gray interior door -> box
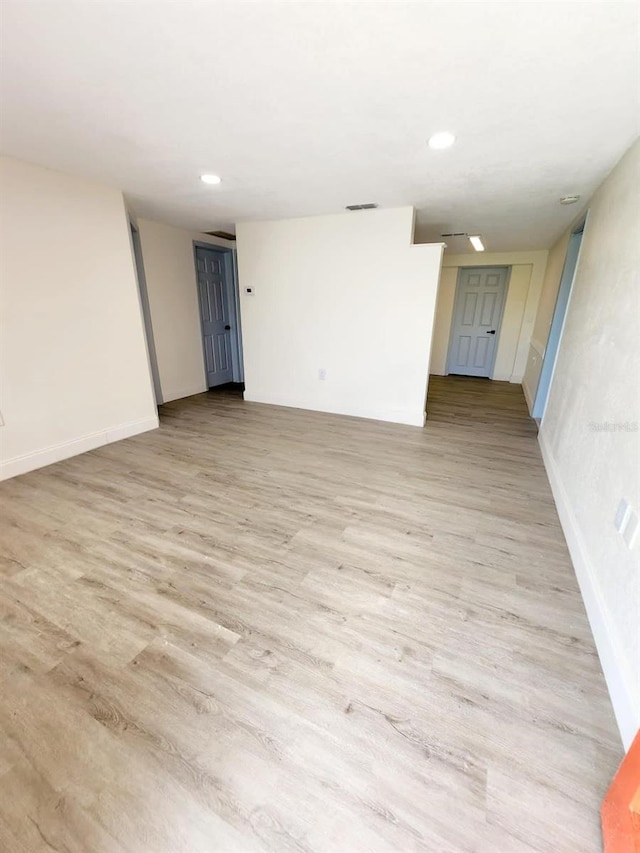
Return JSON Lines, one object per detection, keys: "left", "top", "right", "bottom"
{"left": 447, "top": 267, "right": 508, "bottom": 377}
{"left": 196, "top": 247, "right": 234, "bottom": 387}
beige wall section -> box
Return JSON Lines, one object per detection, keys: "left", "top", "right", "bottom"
{"left": 0, "top": 156, "right": 158, "bottom": 480}
{"left": 236, "top": 207, "right": 443, "bottom": 427}
{"left": 135, "top": 220, "right": 234, "bottom": 403}
{"left": 522, "top": 230, "right": 573, "bottom": 409}
{"left": 531, "top": 230, "right": 572, "bottom": 347}
{"left": 429, "top": 251, "right": 548, "bottom": 382}
{"left": 538, "top": 140, "right": 640, "bottom": 748}
{"left": 430, "top": 267, "right": 458, "bottom": 375}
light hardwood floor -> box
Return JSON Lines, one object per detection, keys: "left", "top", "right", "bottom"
{"left": 0, "top": 377, "right": 621, "bottom": 852}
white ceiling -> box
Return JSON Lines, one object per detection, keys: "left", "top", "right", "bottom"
{"left": 1, "top": 1, "right": 638, "bottom": 252}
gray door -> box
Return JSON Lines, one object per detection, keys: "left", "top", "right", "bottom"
{"left": 196, "top": 247, "right": 234, "bottom": 387}
{"left": 447, "top": 267, "right": 508, "bottom": 377}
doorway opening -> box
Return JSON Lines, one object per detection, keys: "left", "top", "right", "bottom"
{"left": 194, "top": 243, "right": 244, "bottom": 389}
{"left": 532, "top": 219, "right": 586, "bottom": 420}
{"left": 445, "top": 266, "right": 510, "bottom": 378}
{"left": 130, "top": 221, "right": 162, "bottom": 404}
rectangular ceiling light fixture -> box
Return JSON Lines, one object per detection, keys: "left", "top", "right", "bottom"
{"left": 469, "top": 235, "right": 485, "bottom": 252}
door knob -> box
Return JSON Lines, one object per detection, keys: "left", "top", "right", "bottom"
{"left": 224, "top": 324, "right": 231, "bottom": 330}
{"left": 486, "top": 330, "right": 496, "bottom": 335}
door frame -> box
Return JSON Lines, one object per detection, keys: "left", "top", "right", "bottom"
{"left": 129, "top": 219, "right": 162, "bottom": 404}
{"left": 532, "top": 214, "right": 587, "bottom": 421}
{"left": 445, "top": 265, "right": 511, "bottom": 378}
{"left": 193, "top": 242, "right": 244, "bottom": 386}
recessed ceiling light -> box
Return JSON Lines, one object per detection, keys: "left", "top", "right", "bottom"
{"left": 201, "top": 174, "right": 221, "bottom": 185}
{"left": 469, "top": 235, "right": 485, "bottom": 252}
{"left": 428, "top": 132, "right": 456, "bottom": 150}
{"left": 559, "top": 195, "right": 580, "bottom": 205}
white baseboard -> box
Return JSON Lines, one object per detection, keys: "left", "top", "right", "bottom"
{"left": 243, "top": 391, "right": 425, "bottom": 427}
{"left": 522, "top": 378, "right": 534, "bottom": 413}
{"left": 538, "top": 427, "right": 639, "bottom": 749}
{"left": 0, "top": 414, "right": 159, "bottom": 481}
{"left": 161, "top": 383, "right": 207, "bottom": 403}
{"left": 491, "top": 371, "right": 524, "bottom": 384}
{"left": 530, "top": 338, "right": 546, "bottom": 357}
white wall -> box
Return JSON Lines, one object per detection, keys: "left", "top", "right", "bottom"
{"left": 430, "top": 251, "right": 549, "bottom": 383}
{"left": 236, "top": 207, "right": 443, "bottom": 427}
{"left": 537, "top": 140, "right": 640, "bottom": 748}
{"left": 430, "top": 266, "right": 458, "bottom": 376}
{"left": 0, "top": 156, "right": 158, "bottom": 480}
{"left": 136, "top": 219, "right": 234, "bottom": 403}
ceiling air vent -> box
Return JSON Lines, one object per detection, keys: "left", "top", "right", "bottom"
{"left": 441, "top": 232, "right": 468, "bottom": 237}
{"left": 346, "top": 203, "right": 379, "bottom": 211}
{"left": 205, "top": 230, "right": 236, "bottom": 240}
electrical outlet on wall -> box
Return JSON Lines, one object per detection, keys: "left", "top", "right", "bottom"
{"left": 318, "top": 368, "right": 327, "bottom": 380}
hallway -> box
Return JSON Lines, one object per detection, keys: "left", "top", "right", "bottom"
{"left": 0, "top": 378, "right": 620, "bottom": 852}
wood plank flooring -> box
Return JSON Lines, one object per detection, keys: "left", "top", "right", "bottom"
{"left": 0, "top": 376, "right": 621, "bottom": 852}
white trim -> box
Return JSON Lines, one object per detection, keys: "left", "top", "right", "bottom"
{"left": 522, "top": 375, "right": 534, "bottom": 412}
{"left": 538, "top": 427, "right": 639, "bottom": 749}
{"left": 529, "top": 337, "right": 546, "bottom": 357}
{"left": 160, "top": 383, "right": 207, "bottom": 403}
{"left": 0, "top": 415, "right": 159, "bottom": 481}
{"left": 442, "top": 249, "right": 549, "bottom": 269}
{"left": 105, "top": 417, "right": 159, "bottom": 442}
{"left": 492, "top": 371, "right": 512, "bottom": 382}
{"left": 243, "top": 392, "right": 426, "bottom": 427}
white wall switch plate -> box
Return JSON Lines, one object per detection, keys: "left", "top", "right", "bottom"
{"left": 622, "top": 509, "right": 639, "bottom": 550}
{"left": 615, "top": 498, "right": 631, "bottom": 532}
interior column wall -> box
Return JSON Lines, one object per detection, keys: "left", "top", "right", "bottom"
{"left": 236, "top": 207, "right": 443, "bottom": 427}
